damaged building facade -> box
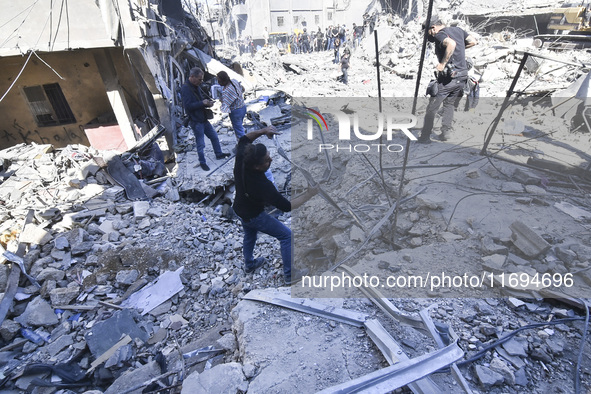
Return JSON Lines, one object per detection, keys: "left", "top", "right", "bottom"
{"left": 0, "top": 0, "right": 217, "bottom": 153}
{"left": 214, "top": 0, "right": 382, "bottom": 44}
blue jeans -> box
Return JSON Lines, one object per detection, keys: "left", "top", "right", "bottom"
{"left": 341, "top": 68, "right": 348, "bottom": 84}
{"left": 334, "top": 48, "right": 340, "bottom": 64}
{"left": 190, "top": 120, "right": 223, "bottom": 164}
{"left": 229, "top": 106, "right": 246, "bottom": 139}
{"left": 241, "top": 211, "right": 291, "bottom": 280}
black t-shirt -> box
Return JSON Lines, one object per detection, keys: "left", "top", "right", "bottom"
{"left": 233, "top": 136, "right": 290, "bottom": 220}
{"left": 433, "top": 26, "right": 469, "bottom": 74}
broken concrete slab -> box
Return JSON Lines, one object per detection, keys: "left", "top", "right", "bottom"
{"left": 20, "top": 224, "right": 52, "bottom": 246}
{"left": 509, "top": 221, "right": 551, "bottom": 258}
{"left": 475, "top": 364, "right": 504, "bottom": 388}
{"left": 104, "top": 360, "right": 161, "bottom": 394}
{"left": 120, "top": 267, "right": 184, "bottom": 315}
{"left": 181, "top": 362, "right": 247, "bottom": 394}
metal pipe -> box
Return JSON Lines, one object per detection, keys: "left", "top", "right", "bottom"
{"left": 480, "top": 53, "right": 529, "bottom": 155}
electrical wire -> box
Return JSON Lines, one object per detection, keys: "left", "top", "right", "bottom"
{"left": 65, "top": 0, "right": 69, "bottom": 48}
{"left": 50, "top": 0, "right": 66, "bottom": 51}
{"left": 455, "top": 317, "right": 586, "bottom": 367}
{"left": 32, "top": 51, "right": 65, "bottom": 79}
{"left": 0, "top": 0, "right": 42, "bottom": 47}
{"left": 0, "top": 51, "right": 34, "bottom": 103}
{"left": 49, "top": 0, "right": 53, "bottom": 49}
{"left": 0, "top": 48, "right": 65, "bottom": 104}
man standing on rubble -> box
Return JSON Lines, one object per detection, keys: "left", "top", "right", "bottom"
{"left": 417, "top": 16, "right": 478, "bottom": 143}
{"left": 181, "top": 67, "right": 231, "bottom": 171}
{"left": 233, "top": 126, "right": 317, "bottom": 285}
{"left": 340, "top": 48, "right": 350, "bottom": 85}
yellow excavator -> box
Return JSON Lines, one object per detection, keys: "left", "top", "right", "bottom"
{"left": 534, "top": 1, "right": 591, "bottom": 48}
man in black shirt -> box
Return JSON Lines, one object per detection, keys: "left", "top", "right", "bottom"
{"left": 233, "top": 126, "right": 317, "bottom": 285}
{"left": 418, "top": 16, "right": 477, "bottom": 143}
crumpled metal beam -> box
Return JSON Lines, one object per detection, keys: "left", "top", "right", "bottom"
{"left": 316, "top": 341, "right": 464, "bottom": 394}
{"left": 419, "top": 309, "right": 472, "bottom": 394}
{"left": 243, "top": 288, "right": 368, "bottom": 327}
{"left": 244, "top": 288, "right": 455, "bottom": 394}
{"left": 365, "top": 319, "right": 443, "bottom": 394}
{"left": 338, "top": 265, "right": 431, "bottom": 336}
{"left": 338, "top": 265, "right": 470, "bottom": 393}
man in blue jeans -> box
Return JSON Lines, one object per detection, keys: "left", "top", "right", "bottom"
{"left": 181, "top": 67, "right": 230, "bottom": 171}
{"left": 233, "top": 126, "right": 317, "bottom": 285}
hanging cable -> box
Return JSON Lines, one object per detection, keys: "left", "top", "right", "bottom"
{"left": 1, "top": 0, "right": 42, "bottom": 47}
{"left": 65, "top": 0, "right": 70, "bottom": 49}
{"left": 49, "top": 0, "right": 53, "bottom": 49}
{"left": 50, "top": 0, "right": 66, "bottom": 51}
{"left": 32, "top": 51, "right": 65, "bottom": 80}
{"left": 0, "top": 51, "right": 33, "bottom": 103}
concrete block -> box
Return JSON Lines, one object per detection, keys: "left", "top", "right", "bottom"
{"left": 20, "top": 224, "right": 52, "bottom": 245}
{"left": 509, "top": 221, "right": 550, "bottom": 258}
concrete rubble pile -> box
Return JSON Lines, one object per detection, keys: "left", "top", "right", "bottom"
{"left": 0, "top": 99, "right": 296, "bottom": 392}
{"left": 230, "top": 10, "right": 591, "bottom": 100}
{"left": 2, "top": 4, "right": 591, "bottom": 394}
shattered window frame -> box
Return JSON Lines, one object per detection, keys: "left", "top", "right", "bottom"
{"left": 277, "top": 16, "right": 284, "bottom": 27}
{"left": 22, "top": 83, "right": 76, "bottom": 127}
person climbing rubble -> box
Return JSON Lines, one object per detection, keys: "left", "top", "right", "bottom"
{"left": 417, "top": 15, "right": 478, "bottom": 144}
{"left": 333, "top": 36, "right": 341, "bottom": 64}
{"left": 352, "top": 23, "right": 363, "bottom": 48}
{"left": 181, "top": 67, "right": 231, "bottom": 171}
{"left": 339, "top": 48, "right": 351, "bottom": 85}
{"left": 233, "top": 126, "right": 317, "bottom": 285}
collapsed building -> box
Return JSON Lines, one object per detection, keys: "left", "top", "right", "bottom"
{"left": 1, "top": 0, "right": 591, "bottom": 393}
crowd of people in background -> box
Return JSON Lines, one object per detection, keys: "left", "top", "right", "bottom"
{"left": 238, "top": 12, "right": 378, "bottom": 56}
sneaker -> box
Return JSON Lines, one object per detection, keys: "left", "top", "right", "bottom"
{"left": 216, "top": 152, "right": 231, "bottom": 159}
{"left": 285, "top": 268, "right": 310, "bottom": 286}
{"left": 416, "top": 137, "right": 431, "bottom": 144}
{"left": 200, "top": 163, "right": 210, "bottom": 171}
{"left": 245, "top": 257, "right": 265, "bottom": 273}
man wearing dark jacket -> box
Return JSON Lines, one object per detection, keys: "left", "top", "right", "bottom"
{"left": 418, "top": 16, "right": 477, "bottom": 143}
{"left": 234, "top": 126, "right": 316, "bottom": 285}
{"left": 181, "top": 67, "right": 230, "bottom": 171}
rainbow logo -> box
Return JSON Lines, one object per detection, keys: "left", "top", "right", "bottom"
{"left": 305, "top": 107, "right": 329, "bottom": 131}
